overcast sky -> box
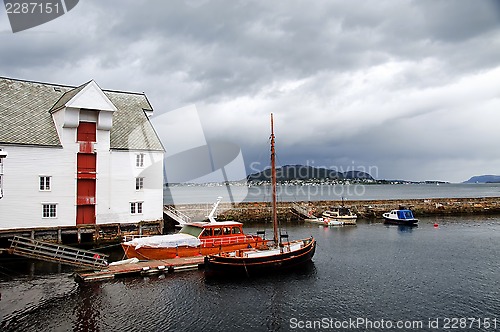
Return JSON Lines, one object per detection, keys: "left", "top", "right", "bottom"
{"left": 1, "top": 0, "right": 500, "bottom": 182}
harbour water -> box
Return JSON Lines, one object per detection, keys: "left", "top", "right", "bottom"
{"left": 164, "top": 183, "right": 500, "bottom": 204}
{"left": 1, "top": 216, "right": 499, "bottom": 331}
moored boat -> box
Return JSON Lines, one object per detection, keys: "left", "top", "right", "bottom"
{"left": 306, "top": 200, "right": 357, "bottom": 226}
{"left": 383, "top": 209, "right": 419, "bottom": 226}
{"left": 204, "top": 237, "right": 316, "bottom": 276}
{"left": 121, "top": 198, "right": 265, "bottom": 260}
{"left": 205, "top": 114, "right": 316, "bottom": 277}
{"left": 306, "top": 216, "right": 344, "bottom": 226}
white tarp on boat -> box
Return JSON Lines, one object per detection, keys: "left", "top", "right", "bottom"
{"left": 124, "top": 234, "right": 201, "bottom": 249}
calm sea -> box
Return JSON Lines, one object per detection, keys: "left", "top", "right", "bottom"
{"left": 1, "top": 216, "right": 499, "bottom": 331}
{"left": 164, "top": 183, "right": 500, "bottom": 204}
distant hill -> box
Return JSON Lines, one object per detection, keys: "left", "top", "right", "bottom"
{"left": 247, "top": 165, "right": 374, "bottom": 182}
{"left": 343, "top": 170, "right": 374, "bottom": 180}
{"left": 463, "top": 175, "right": 500, "bottom": 184}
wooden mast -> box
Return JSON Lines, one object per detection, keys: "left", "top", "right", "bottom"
{"left": 271, "top": 113, "right": 279, "bottom": 246}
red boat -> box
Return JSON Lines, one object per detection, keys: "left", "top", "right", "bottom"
{"left": 122, "top": 220, "right": 265, "bottom": 260}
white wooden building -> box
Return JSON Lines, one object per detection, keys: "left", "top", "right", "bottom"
{"left": 0, "top": 77, "right": 165, "bottom": 231}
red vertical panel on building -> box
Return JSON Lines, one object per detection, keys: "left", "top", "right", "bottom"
{"left": 77, "top": 179, "right": 96, "bottom": 200}
{"left": 77, "top": 154, "right": 96, "bottom": 173}
{"left": 76, "top": 122, "right": 97, "bottom": 225}
{"left": 76, "top": 179, "right": 96, "bottom": 224}
{"left": 76, "top": 205, "right": 95, "bottom": 225}
{"left": 77, "top": 122, "right": 96, "bottom": 142}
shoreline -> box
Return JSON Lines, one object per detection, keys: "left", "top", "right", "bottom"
{"left": 1, "top": 197, "right": 498, "bottom": 248}
{"left": 170, "top": 196, "right": 500, "bottom": 223}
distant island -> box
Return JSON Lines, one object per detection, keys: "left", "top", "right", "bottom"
{"left": 463, "top": 175, "right": 500, "bottom": 184}
{"left": 164, "top": 164, "right": 475, "bottom": 187}
{"left": 247, "top": 165, "right": 374, "bottom": 183}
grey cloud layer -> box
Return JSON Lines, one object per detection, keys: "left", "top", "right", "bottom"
{"left": 1, "top": 0, "right": 499, "bottom": 181}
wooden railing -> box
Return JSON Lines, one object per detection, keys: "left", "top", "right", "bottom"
{"left": 9, "top": 236, "right": 108, "bottom": 269}
{"left": 201, "top": 234, "right": 266, "bottom": 246}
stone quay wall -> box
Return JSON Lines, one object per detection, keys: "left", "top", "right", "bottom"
{"left": 170, "top": 197, "right": 500, "bottom": 224}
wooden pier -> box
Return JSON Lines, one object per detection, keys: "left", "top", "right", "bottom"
{"left": 74, "top": 256, "right": 205, "bottom": 283}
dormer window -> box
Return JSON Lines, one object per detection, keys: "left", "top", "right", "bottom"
{"left": 136, "top": 153, "right": 145, "bottom": 168}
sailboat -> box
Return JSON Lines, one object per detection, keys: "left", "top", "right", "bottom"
{"left": 204, "top": 114, "right": 316, "bottom": 277}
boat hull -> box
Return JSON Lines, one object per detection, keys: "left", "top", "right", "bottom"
{"left": 306, "top": 217, "right": 357, "bottom": 226}
{"left": 204, "top": 238, "right": 316, "bottom": 277}
{"left": 122, "top": 239, "right": 267, "bottom": 260}
{"left": 383, "top": 217, "right": 419, "bottom": 226}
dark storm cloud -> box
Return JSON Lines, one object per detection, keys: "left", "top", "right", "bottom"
{"left": 1, "top": 0, "right": 499, "bottom": 182}
{"left": 418, "top": 0, "right": 500, "bottom": 42}
{"left": 119, "top": 0, "right": 500, "bottom": 104}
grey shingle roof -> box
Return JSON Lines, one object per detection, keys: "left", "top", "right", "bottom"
{"left": 49, "top": 81, "right": 91, "bottom": 113}
{"left": 0, "top": 78, "right": 63, "bottom": 147}
{"left": 0, "top": 77, "right": 164, "bottom": 151}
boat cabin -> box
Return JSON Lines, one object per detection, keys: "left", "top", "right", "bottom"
{"left": 323, "top": 206, "right": 355, "bottom": 217}
{"left": 179, "top": 221, "right": 245, "bottom": 239}
{"left": 389, "top": 210, "right": 415, "bottom": 220}
{"left": 331, "top": 206, "right": 353, "bottom": 216}
{"left": 178, "top": 221, "right": 258, "bottom": 248}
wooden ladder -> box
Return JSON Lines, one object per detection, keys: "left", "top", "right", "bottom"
{"left": 9, "top": 236, "right": 108, "bottom": 269}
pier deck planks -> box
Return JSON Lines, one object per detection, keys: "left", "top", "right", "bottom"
{"left": 74, "top": 256, "right": 205, "bottom": 282}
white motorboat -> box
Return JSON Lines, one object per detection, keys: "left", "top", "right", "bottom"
{"left": 383, "top": 209, "right": 419, "bottom": 226}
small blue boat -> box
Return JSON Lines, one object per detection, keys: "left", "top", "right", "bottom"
{"left": 383, "top": 209, "right": 419, "bottom": 226}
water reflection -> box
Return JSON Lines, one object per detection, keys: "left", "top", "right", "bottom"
{"left": 204, "top": 260, "right": 317, "bottom": 283}
{"left": 0, "top": 258, "right": 69, "bottom": 281}
{"left": 73, "top": 284, "right": 102, "bottom": 332}
{"left": 382, "top": 224, "right": 417, "bottom": 234}
{"left": 204, "top": 260, "right": 317, "bottom": 332}
{"left": 266, "top": 281, "right": 284, "bottom": 332}
{"left": 397, "top": 225, "right": 416, "bottom": 233}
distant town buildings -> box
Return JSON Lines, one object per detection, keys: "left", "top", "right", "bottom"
{"left": 0, "top": 77, "right": 165, "bottom": 231}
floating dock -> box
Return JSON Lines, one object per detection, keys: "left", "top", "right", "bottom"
{"left": 74, "top": 256, "right": 205, "bottom": 283}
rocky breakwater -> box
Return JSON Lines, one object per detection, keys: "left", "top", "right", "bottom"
{"left": 313, "top": 197, "right": 500, "bottom": 219}
{"left": 167, "top": 197, "right": 500, "bottom": 224}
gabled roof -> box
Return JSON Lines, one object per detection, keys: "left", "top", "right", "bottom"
{"left": 49, "top": 81, "right": 91, "bottom": 113}
{"left": 0, "top": 77, "right": 164, "bottom": 151}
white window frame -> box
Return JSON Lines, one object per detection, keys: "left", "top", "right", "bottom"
{"left": 39, "top": 176, "right": 51, "bottom": 191}
{"left": 42, "top": 203, "right": 58, "bottom": 218}
{"left": 136, "top": 153, "right": 145, "bottom": 168}
{"left": 130, "top": 201, "right": 143, "bottom": 215}
{"left": 135, "top": 177, "right": 144, "bottom": 191}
